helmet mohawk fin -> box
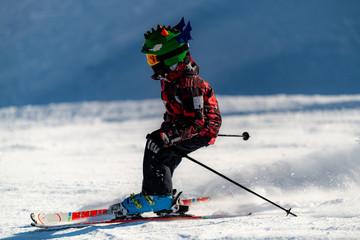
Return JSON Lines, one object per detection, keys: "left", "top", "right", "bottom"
{"left": 161, "top": 27, "right": 169, "bottom": 36}
{"left": 175, "top": 21, "right": 192, "bottom": 44}
{"left": 143, "top": 18, "right": 190, "bottom": 40}
{"left": 145, "top": 25, "right": 173, "bottom": 39}
{"left": 173, "top": 17, "right": 186, "bottom": 32}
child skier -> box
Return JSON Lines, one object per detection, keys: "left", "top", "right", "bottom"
{"left": 109, "top": 18, "right": 222, "bottom": 218}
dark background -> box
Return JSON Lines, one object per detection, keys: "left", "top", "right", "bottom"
{"left": 1, "top": 0, "right": 359, "bottom": 107}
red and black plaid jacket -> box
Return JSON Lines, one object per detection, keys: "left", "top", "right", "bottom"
{"left": 152, "top": 52, "right": 222, "bottom": 145}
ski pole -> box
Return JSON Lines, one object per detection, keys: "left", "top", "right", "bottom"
{"left": 218, "top": 131, "right": 250, "bottom": 141}
{"left": 184, "top": 154, "right": 297, "bottom": 217}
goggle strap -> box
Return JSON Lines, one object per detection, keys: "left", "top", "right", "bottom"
{"left": 156, "top": 43, "right": 189, "bottom": 62}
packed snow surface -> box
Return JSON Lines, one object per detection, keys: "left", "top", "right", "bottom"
{"left": 1, "top": 94, "right": 360, "bottom": 239}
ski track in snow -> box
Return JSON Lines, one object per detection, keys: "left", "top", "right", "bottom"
{"left": 1, "top": 94, "right": 360, "bottom": 239}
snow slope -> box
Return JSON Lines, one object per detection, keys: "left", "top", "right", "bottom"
{"left": 1, "top": 94, "right": 360, "bottom": 239}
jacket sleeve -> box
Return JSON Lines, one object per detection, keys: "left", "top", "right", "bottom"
{"left": 180, "top": 77, "right": 222, "bottom": 143}
{"left": 160, "top": 77, "right": 221, "bottom": 144}
{"left": 160, "top": 91, "right": 202, "bottom": 140}
{"left": 176, "top": 82, "right": 207, "bottom": 141}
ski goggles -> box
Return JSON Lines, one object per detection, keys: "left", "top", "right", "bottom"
{"left": 144, "top": 43, "right": 190, "bottom": 66}
{"left": 146, "top": 54, "right": 160, "bottom": 66}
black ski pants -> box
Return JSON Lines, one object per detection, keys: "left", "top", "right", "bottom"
{"left": 142, "top": 134, "right": 211, "bottom": 195}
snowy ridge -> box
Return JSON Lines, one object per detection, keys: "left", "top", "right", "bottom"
{"left": 1, "top": 94, "right": 360, "bottom": 123}
{"left": 218, "top": 94, "right": 360, "bottom": 114}
{"left": 0, "top": 99, "right": 162, "bottom": 124}
{"left": 1, "top": 94, "right": 360, "bottom": 239}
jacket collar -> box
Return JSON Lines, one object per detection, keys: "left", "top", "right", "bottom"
{"left": 151, "top": 51, "right": 199, "bottom": 82}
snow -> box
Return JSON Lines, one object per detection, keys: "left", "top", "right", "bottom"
{"left": 1, "top": 94, "right": 360, "bottom": 239}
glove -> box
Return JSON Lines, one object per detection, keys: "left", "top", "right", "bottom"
{"left": 146, "top": 130, "right": 169, "bottom": 154}
{"left": 146, "top": 127, "right": 181, "bottom": 154}
{"left": 160, "top": 122, "right": 181, "bottom": 145}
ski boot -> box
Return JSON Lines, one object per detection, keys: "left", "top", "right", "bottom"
{"left": 155, "top": 190, "right": 190, "bottom": 217}
{"left": 108, "top": 193, "right": 173, "bottom": 219}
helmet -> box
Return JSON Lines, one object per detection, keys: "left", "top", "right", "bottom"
{"left": 141, "top": 17, "right": 192, "bottom": 67}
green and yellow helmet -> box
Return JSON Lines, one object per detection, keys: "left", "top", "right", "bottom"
{"left": 141, "top": 17, "right": 192, "bottom": 67}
